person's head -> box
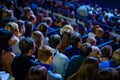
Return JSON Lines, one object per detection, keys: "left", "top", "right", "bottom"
{"left": 86, "top": 37, "right": 96, "bottom": 46}
{"left": 31, "top": 31, "right": 44, "bottom": 48}
{"left": 70, "top": 32, "right": 82, "bottom": 48}
{"left": 27, "top": 65, "right": 48, "bottom": 80}
{"left": 93, "top": 68, "right": 119, "bottom": 80}
{"left": 95, "top": 27, "right": 104, "bottom": 37}
{"left": 67, "top": 57, "right": 99, "bottom": 80}
{"left": 36, "top": 13, "right": 44, "bottom": 23}
{"left": 19, "top": 37, "right": 35, "bottom": 55}
{"left": 29, "top": 14, "right": 36, "bottom": 25}
{"left": 37, "top": 22, "right": 48, "bottom": 37}
{"left": 2, "top": 9, "right": 14, "bottom": 20}
{"left": 44, "top": 17, "right": 53, "bottom": 27}
{"left": 71, "top": 23, "right": 78, "bottom": 32}
{"left": 24, "top": 21, "right": 33, "bottom": 37}
{"left": 60, "top": 24, "right": 74, "bottom": 36}
{"left": 80, "top": 43, "right": 92, "bottom": 56}
{"left": 49, "top": 34, "right": 61, "bottom": 49}
{"left": 112, "top": 49, "right": 120, "bottom": 65}
{"left": 100, "top": 45, "right": 112, "bottom": 58}
{"left": 16, "top": 20, "right": 26, "bottom": 36}
{"left": 38, "top": 45, "right": 53, "bottom": 64}
{"left": 91, "top": 46, "right": 101, "bottom": 59}
{"left": 0, "top": 28, "right": 13, "bottom": 54}
{"left": 5, "top": 22, "right": 19, "bottom": 36}
{"left": 23, "top": 7, "right": 33, "bottom": 19}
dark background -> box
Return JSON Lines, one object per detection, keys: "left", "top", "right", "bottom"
{"left": 85, "top": 0, "right": 120, "bottom": 10}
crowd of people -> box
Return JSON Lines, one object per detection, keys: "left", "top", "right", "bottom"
{"left": 0, "top": 0, "right": 120, "bottom": 80}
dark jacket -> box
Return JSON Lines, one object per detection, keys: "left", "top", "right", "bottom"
{"left": 12, "top": 54, "right": 39, "bottom": 80}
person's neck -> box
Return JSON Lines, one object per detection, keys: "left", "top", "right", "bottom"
{"left": 40, "top": 61, "right": 50, "bottom": 65}
{"left": 100, "top": 57, "right": 109, "bottom": 62}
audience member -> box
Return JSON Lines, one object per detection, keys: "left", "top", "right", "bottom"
{"left": 49, "top": 34, "right": 69, "bottom": 78}
{"left": 26, "top": 65, "right": 48, "bottom": 80}
{"left": 67, "top": 57, "right": 99, "bottom": 80}
{"left": 31, "top": 31, "right": 44, "bottom": 58}
{"left": 12, "top": 37, "right": 39, "bottom": 80}
{"left": 64, "top": 43, "right": 92, "bottom": 80}
{"left": 0, "top": 28, "right": 16, "bottom": 75}
{"left": 4, "top": 22, "right": 21, "bottom": 55}
{"left": 37, "top": 45, "right": 62, "bottom": 80}
{"left": 64, "top": 32, "right": 82, "bottom": 59}
{"left": 37, "top": 22, "right": 49, "bottom": 45}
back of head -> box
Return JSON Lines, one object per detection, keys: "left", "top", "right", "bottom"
{"left": 80, "top": 43, "right": 92, "bottom": 56}
{"left": 5, "top": 22, "right": 19, "bottom": 35}
{"left": 38, "top": 45, "right": 53, "bottom": 63}
{"left": 101, "top": 45, "right": 112, "bottom": 58}
{"left": 37, "top": 22, "right": 48, "bottom": 36}
{"left": 31, "top": 31, "right": 44, "bottom": 48}
{"left": 68, "top": 57, "right": 98, "bottom": 80}
{"left": 27, "top": 65, "right": 48, "bottom": 80}
{"left": 86, "top": 37, "right": 96, "bottom": 46}
{"left": 70, "top": 32, "right": 82, "bottom": 47}
{"left": 91, "top": 46, "right": 101, "bottom": 58}
{"left": 49, "top": 34, "right": 61, "bottom": 48}
{"left": 44, "top": 17, "right": 53, "bottom": 26}
{"left": 93, "top": 68, "right": 119, "bottom": 80}
{"left": 60, "top": 24, "right": 74, "bottom": 36}
{"left": 19, "top": 37, "right": 35, "bottom": 54}
{"left": 112, "top": 49, "right": 120, "bottom": 65}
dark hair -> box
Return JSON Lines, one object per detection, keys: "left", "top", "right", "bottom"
{"left": 37, "top": 22, "right": 48, "bottom": 37}
{"left": 70, "top": 32, "right": 81, "bottom": 47}
{"left": 38, "top": 45, "right": 53, "bottom": 62}
{"left": 49, "top": 34, "right": 61, "bottom": 48}
{"left": 93, "top": 68, "right": 119, "bottom": 80}
{"left": 100, "top": 45, "right": 112, "bottom": 58}
{"left": 67, "top": 57, "right": 98, "bottom": 80}
{"left": 27, "top": 65, "right": 48, "bottom": 80}
{"left": 19, "top": 37, "right": 35, "bottom": 54}
{"left": 80, "top": 43, "right": 92, "bottom": 56}
{"left": 0, "top": 28, "right": 13, "bottom": 54}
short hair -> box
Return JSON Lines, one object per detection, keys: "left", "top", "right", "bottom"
{"left": 100, "top": 45, "right": 112, "bottom": 58}
{"left": 31, "top": 31, "right": 44, "bottom": 47}
{"left": 112, "top": 49, "right": 120, "bottom": 65}
{"left": 80, "top": 43, "right": 92, "bottom": 56}
{"left": 70, "top": 32, "right": 82, "bottom": 47}
{"left": 95, "top": 27, "right": 104, "bottom": 35}
{"left": 37, "top": 22, "right": 48, "bottom": 35}
{"left": 49, "top": 34, "right": 61, "bottom": 48}
{"left": 27, "top": 65, "right": 47, "bottom": 80}
{"left": 86, "top": 37, "right": 96, "bottom": 46}
{"left": 44, "top": 17, "right": 53, "bottom": 25}
{"left": 91, "top": 46, "right": 101, "bottom": 58}
{"left": 38, "top": 45, "right": 53, "bottom": 62}
{"left": 19, "top": 37, "right": 35, "bottom": 54}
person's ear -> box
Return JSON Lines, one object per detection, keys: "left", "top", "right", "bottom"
{"left": 49, "top": 56, "right": 53, "bottom": 64}
{"left": 28, "top": 49, "right": 34, "bottom": 56}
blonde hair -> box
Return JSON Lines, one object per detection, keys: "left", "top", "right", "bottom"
{"left": 91, "top": 46, "right": 101, "bottom": 58}
{"left": 112, "top": 49, "right": 120, "bottom": 65}
{"left": 5, "top": 22, "right": 19, "bottom": 36}
{"left": 60, "top": 25, "right": 74, "bottom": 35}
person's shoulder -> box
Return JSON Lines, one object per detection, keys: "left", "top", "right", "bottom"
{"left": 48, "top": 70, "right": 62, "bottom": 80}
{"left": 70, "top": 55, "right": 81, "bottom": 60}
